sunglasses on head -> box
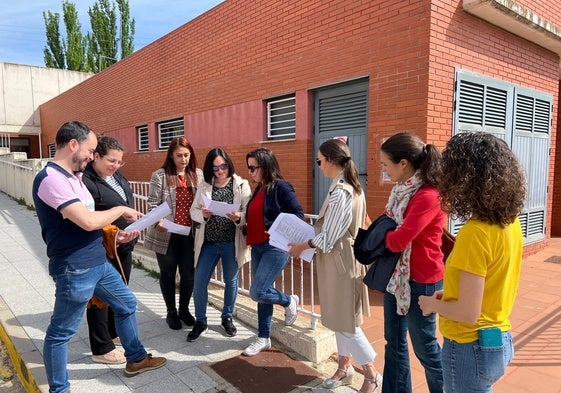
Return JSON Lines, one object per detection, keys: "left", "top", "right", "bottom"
{"left": 212, "top": 163, "right": 228, "bottom": 172}
{"left": 247, "top": 165, "right": 261, "bottom": 173}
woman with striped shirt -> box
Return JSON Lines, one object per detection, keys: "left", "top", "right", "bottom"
{"left": 289, "top": 139, "right": 382, "bottom": 393}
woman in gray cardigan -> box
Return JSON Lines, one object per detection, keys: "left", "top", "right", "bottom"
{"left": 144, "top": 137, "right": 203, "bottom": 330}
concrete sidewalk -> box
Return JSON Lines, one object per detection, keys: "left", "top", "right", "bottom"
{"left": 0, "top": 192, "right": 348, "bottom": 393}
{"left": 2, "top": 188, "right": 561, "bottom": 393}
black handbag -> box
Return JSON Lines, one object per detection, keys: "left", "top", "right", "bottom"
{"left": 353, "top": 214, "right": 401, "bottom": 292}
{"left": 362, "top": 252, "right": 400, "bottom": 292}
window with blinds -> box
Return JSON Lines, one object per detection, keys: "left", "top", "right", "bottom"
{"left": 137, "top": 125, "right": 149, "bottom": 151}
{"left": 48, "top": 144, "right": 56, "bottom": 158}
{"left": 157, "top": 118, "right": 184, "bottom": 149}
{"left": 267, "top": 95, "right": 296, "bottom": 140}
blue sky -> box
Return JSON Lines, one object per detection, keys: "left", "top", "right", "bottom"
{"left": 0, "top": 0, "right": 224, "bottom": 67}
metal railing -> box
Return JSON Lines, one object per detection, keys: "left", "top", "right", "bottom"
{"left": 129, "top": 181, "right": 321, "bottom": 329}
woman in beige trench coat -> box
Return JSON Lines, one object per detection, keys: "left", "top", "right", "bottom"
{"left": 289, "top": 139, "right": 382, "bottom": 393}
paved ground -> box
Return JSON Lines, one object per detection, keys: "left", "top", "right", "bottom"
{"left": 0, "top": 192, "right": 350, "bottom": 393}
{"left": 2, "top": 189, "right": 561, "bottom": 393}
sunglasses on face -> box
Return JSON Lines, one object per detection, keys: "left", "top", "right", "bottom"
{"left": 247, "top": 165, "right": 261, "bottom": 173}
{"left": 213, "top": 163, "right": 228, "bottom": 172}
{"left": 316, "top": 158, "right": 322, "bottom": 166}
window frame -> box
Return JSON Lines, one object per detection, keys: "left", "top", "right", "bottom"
{"left": 267, "top": 94, "right": 296, "bottom": 140}
{"left": 137, "top": 125, "right": 149, "bottom": 152}
{"left": 157, "top": 118, "right": 184, "bottom": 150}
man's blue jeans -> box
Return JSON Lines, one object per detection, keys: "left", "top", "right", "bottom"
{"left": 193, "top": 241, "right": 238, "bottom": 324}
{"left": 442, "top": 332, "right": 513, "bottom": 393}
{"left": 382, "top": 280, "right": 444, "bottom": 393}
{"left": 44, "top": 261, "right": 146, "bottom": 393}
{"left": 249, "top": 241, "right": 291, "bottom": 338}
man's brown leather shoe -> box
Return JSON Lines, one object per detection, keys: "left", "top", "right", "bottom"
{"left": 124, "top": 353, "right": 166, "bottom": 376}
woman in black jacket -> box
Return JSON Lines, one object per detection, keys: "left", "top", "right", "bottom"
{"left": 82, "top": 135, "right": 137, "bottom": 364}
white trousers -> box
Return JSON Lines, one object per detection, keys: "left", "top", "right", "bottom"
{"left": 335, "top": 326, "right": 376, "bottom": 366}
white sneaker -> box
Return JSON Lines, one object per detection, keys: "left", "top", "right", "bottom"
{"left": 284, "top": 294, "right": 299, "bottom": 326}
{"left": 242, "top": 337, "right": 271, "bottom": 357}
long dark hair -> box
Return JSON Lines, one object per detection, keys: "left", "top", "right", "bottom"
{"left": 202, "top": 147, "right": 235, "bottom": 183}
{"left": 381, "top": 132, "right": 442, "bottom": 186}
{"left": 246, "top": 147, "right": 283, "bottom": 192}
{"left": 319, "top": 139, "right": 362, "bottom": 195}
{"left": 161, "top": 137, "right": 198, "bottom": 187}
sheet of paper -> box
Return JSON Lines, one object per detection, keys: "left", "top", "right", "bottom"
{"left": 202, "top": 194, "right": 241, "bottom": 218}
{"left": 162, "top": 218, "right": 191, "bottom": 236}
{"left": 268, "top": 213, "right": 315, "bottom": 262}
{"left": 124, "top": 202, "right": 171, "bottom": 232}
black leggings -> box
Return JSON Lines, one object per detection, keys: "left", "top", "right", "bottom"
{"left": 156, "top": 233, "right": 195, "bottom": 313}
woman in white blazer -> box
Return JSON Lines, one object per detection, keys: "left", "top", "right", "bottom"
{"left": 187, "top": 147, "right": 251, "bottom": 342}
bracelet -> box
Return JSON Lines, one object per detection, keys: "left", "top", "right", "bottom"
{"left": 307, "top": 239, "right": 315, "bottom": 248}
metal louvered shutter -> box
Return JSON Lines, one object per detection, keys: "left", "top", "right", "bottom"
{"left": 453, "top": 69, "right": 551, "bottom": 243}
{"left": 313, "top": 79, "right": 369, "bottom": 212}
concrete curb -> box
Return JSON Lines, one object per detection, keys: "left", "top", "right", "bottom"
{"left": 0, "top": 297, "right": 46, "bottom": 393}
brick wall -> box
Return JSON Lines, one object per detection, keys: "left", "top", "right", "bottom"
{"left": 39, "top": 0, "right": 560, "bottom": 233}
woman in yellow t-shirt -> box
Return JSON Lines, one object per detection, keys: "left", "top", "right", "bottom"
{"left": 419, "top": 132, "right": 526, "bottom": 393}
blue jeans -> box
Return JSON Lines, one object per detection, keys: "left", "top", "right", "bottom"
{"left": 383, "top": 280, "right": 444, "bottom": 393}
{"left": 44, "top": 261, "right": 146, "bottom": 393}
{"left": 443, "top": 332, "right": 513, "bottom": 393}
{"left": 193, "top": 241, "right": 238, "bottom": 324}
{"left": 249, "top": 241, "right": 291, "bottom": 338}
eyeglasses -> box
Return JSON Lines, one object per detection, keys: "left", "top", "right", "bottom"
{"left": 213, "top": 163, "right": 228, "bottom": 172}
{"left": 104, "top": 157, "right": 125, "bottom": 167}
{"left": 247, "top": 165, "right": 261, "bottom": 173}
{"left": 316, "top": 158, "right": 322, "bottom": 167}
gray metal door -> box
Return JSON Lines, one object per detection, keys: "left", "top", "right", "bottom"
{"left": 313, "top": 79, "right": 369, "bottom": 213}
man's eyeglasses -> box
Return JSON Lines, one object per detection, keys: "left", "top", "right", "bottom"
{"left": 247, "top": 165, "right": 261, "bottom": 173}
{"left": 316, "top": 158, "right": 322, "bottom": 167}
{"left": 104, "top": 157, "right": 125, "bottom": 167}
{"left": 213, "top": 163, "right": 228, "bottom": 172}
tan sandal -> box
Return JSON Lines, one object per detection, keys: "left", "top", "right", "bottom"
{"left": 360, "top": 372, "right": 383, "bottom": 393}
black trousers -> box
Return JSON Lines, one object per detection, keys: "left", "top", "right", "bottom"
{"left": 86, "top": 251, "right": 132, "bottom": 355}
{"left": 156, "top": 233, "right": 195, "bottom": 314}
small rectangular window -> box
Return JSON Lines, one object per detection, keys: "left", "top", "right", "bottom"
{"left": 267, "top": 95, "right": 296, "bottom": 140}
{"left": 137, "top": 125, "right": 149, "bottom": 151}
{"left": 48, "top": 143, "right": 56, "bottom": 158}
{"left": 157, "top": 118, "right": 184, "bottom": 149}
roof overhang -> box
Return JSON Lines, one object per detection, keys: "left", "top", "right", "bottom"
{"left": 463, "top": 0, "right": 561, "bottom": 76}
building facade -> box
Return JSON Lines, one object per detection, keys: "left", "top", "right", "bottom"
{"left": 0, "top": 62, "right": 92, "bottom": 158}
{"left": 38, "top": 0, "right": 561, "bottom": 252}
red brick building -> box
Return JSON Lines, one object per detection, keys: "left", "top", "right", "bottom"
{"left": 39, "top": 0, "right": 561, "bottom": 253}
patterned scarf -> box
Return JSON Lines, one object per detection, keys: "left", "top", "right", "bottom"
{"left": 385, "top": 170, "right": 424, "bottom": 315}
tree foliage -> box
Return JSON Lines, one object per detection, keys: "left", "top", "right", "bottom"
{"left": 43, "top": 0, "right": 135, "bottom": 73}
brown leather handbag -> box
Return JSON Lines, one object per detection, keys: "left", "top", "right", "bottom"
{"left": 87, "top": 224, "right": 127, "bottom": 309}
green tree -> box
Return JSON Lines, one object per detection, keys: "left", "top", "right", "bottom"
{"left": 43, "top": 0, "right": 135, "bottom": 73}
{"left": 43, "top": 11, "right": 65, "bottom": 69}
{"left": 62, "top": 1, "right": 87, "bottom": 71}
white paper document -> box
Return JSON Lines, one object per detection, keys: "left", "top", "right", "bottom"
{"left": 124, "top": 202, "right": 171, "bottom": 232}
{"left": 202, "top": 195, "right": 241, "bottom": 218}
{"left": 162, "top": 218, "right": 191, "bottom": 236}
{"left": 268, "top": 213, "right": 316, "bottom": 262}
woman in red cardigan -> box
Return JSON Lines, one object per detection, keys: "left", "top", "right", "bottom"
{"left": 380, "top": 132, "right": 445, "bottom": 393}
